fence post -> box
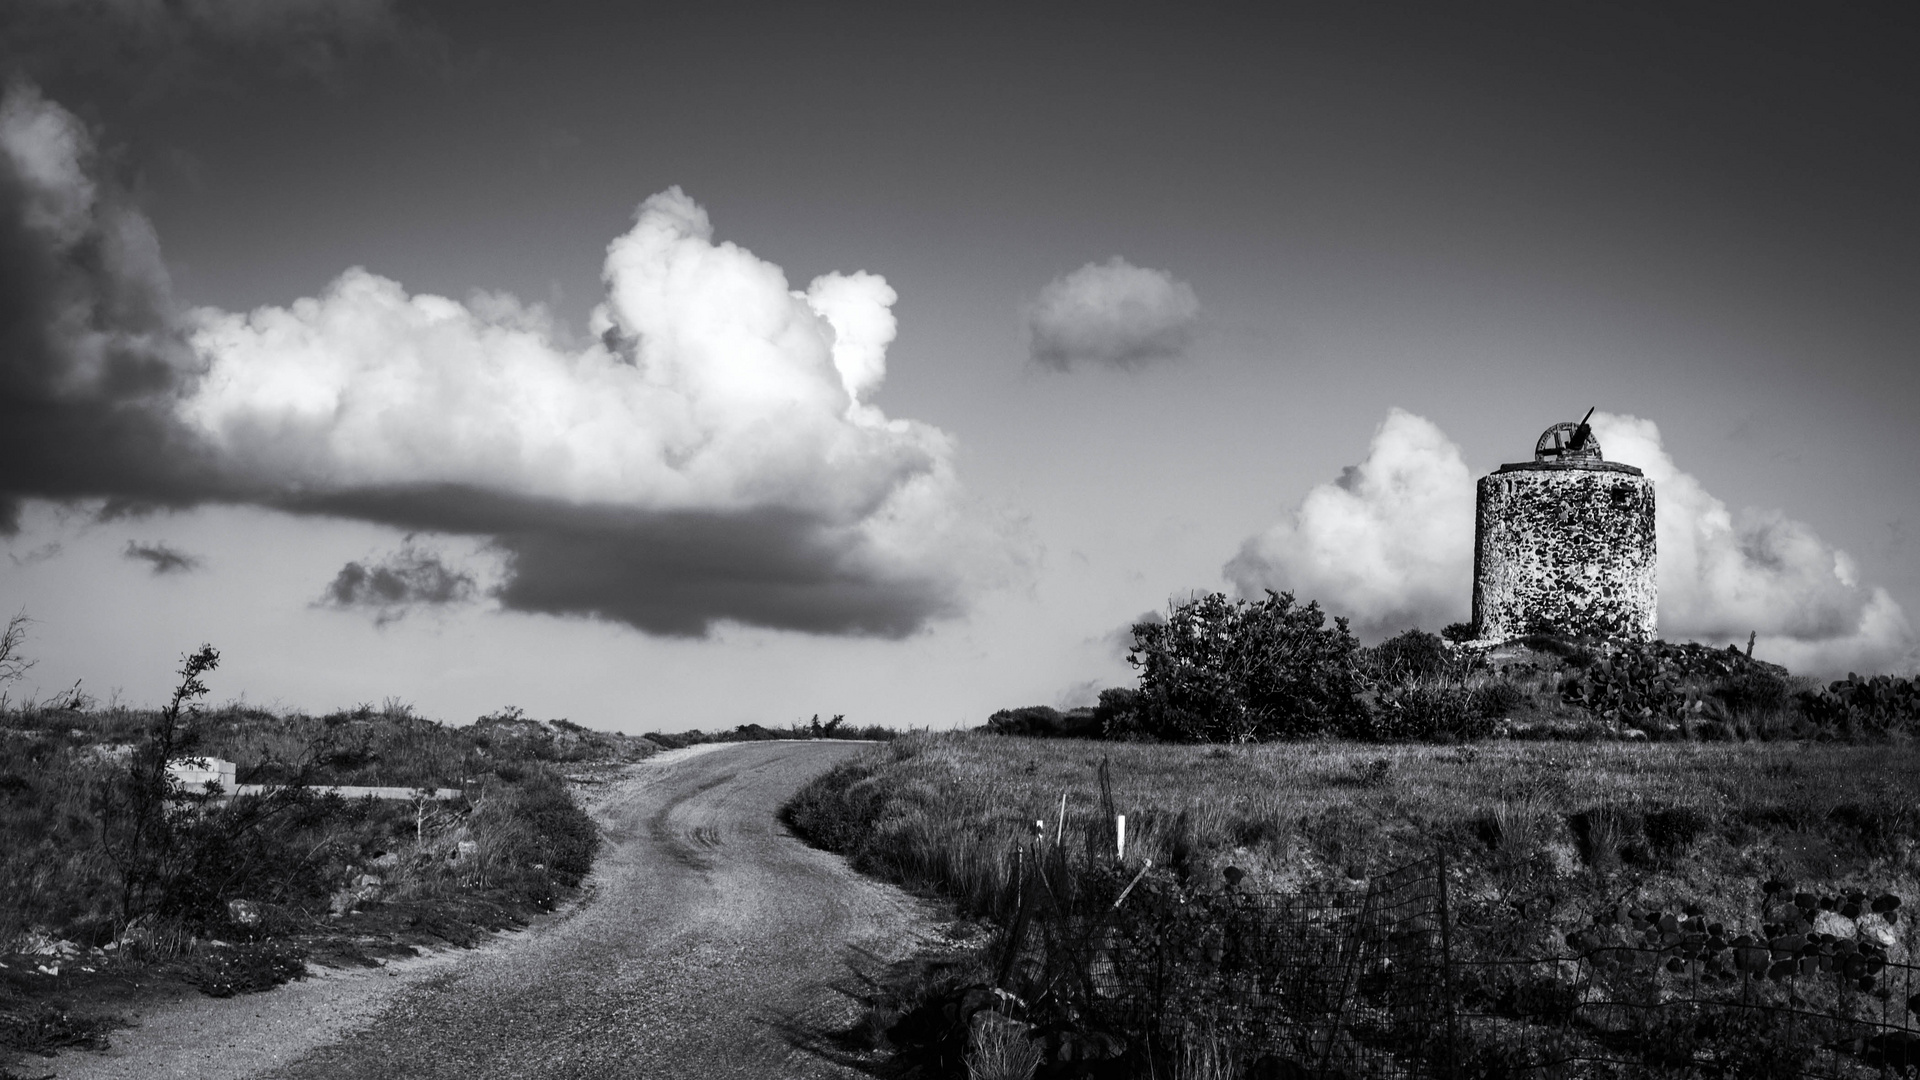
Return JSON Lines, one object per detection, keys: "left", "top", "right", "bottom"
{"left": 1433, "top": 850, "right": 1459, "bottom": 1080}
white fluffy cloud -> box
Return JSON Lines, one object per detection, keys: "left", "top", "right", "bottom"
{"left": 1593, "top": 412, "right": 1916, "bottom": 674}
{"left": 174, "top": 187, "right": 1004, "bottom": 634}
{"left": 0, "top": 82, "right": 1012, "bottom": 636}
{"left": 1226, "top": 408, "right": 1475, "bottom": 637}
{"left": 1227, "top": 408, "right": 1917, "bottom": 674}
{"left": 185, "top": 188, "right": 938, "bottom": 520}
{"left": 1027, "top": 257, "right": 1200, "bottom": 371}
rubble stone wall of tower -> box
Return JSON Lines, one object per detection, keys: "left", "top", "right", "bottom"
{"left": 1473, "top": 463, "right": 1656, "bottom": 641}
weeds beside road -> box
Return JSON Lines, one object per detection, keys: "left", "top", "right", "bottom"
{"left": 784, "top": 732, "right": 1920, "bottom": 1076}
{"left": 0, "top": 651, "right": 627, "bottom": 1074}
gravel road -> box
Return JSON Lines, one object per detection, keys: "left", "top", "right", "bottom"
{"left": 46, "top": 740, "right": 932, "bottom": 1080}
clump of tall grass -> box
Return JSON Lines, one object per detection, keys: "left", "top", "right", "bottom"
{"left": 965, "top": 1010, "right": 1041, "bottom": 1080}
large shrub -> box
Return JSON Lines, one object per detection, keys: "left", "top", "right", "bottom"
{"left": 1364, "top": 628, "right": 1455, "bottom": 681}
{"left": 1123, "top": 590, "right": 1367, "bottom": 742}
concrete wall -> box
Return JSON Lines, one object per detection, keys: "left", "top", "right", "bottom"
{"left": 166, "top": 756, "right": 237, "bottom": 793}
{"left": 234, "top": 784, "right": 461, "bottom": 800}
{"left": 1473, "top": 461, "right": 1656, "bottom": 642}
{"left": 165, "top": 758, "right": 459, "bottom": 800}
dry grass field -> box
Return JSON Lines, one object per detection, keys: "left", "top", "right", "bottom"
{"left": 792, "top": 732, "right": 1920, "bottom": 911}
{"left": 786, "top": 731, "right": 1920, "bottom": 1077}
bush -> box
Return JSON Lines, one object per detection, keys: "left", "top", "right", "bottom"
{"left": 1094, "top": 687, "right": 1140, "bottom": 738}
{"left": 1469, "top": 679, "right": 1528, "bottom": 718}
{"left": 1365, "top": 628, "right": 1454, "bottom": 681}
{"left": 3, "top": 649, "right": 617, "bottom": 974}
{"left": 1562, "top": 640, "right": 1802, "bottom": 736}
{"left": 1344, "top": 678, "right": 1492, "bottom": 741}
{"left": 1126, "top": 591, "right": 1367, "bottom": 742}
{"left": 509, "top": 768, "right": 599, "bottom": 887}
{"left": 1797, "top": 673, "right": 1920, "bottom": 736}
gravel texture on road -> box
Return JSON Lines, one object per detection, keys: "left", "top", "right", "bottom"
{"left": 44, "top": 740, "right": 933, "bottom": 1080}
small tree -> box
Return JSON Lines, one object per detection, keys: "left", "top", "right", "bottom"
{"left": 1126, "top": 590, "right": 1367, "bottom": 742}
{"left": 0, "top": 610, "right": 33, "bottom": 712}
{"left": 99, "top": 644, "right": 220, "bottom": 927}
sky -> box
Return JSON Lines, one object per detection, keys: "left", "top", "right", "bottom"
{"left": 1, "top": 0, "right": 1916, "bottom": 731}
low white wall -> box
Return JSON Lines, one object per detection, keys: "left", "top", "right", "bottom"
{"left": 166, "top": 758, "right": 459, "bottom": 800}
{"left": 166, "top": 757, "right": 237, "bottom": 793}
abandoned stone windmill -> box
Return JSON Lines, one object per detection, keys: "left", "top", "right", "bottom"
{"left": 1472, "top": 409, "right": 1657, "bottom": 642}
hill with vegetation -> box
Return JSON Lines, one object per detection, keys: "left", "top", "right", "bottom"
{"left": 794, "top": 591, "right": 1920, "bottom": 1077}
{"left": 986, "top": 591, "right": 1919, "bottom": 744}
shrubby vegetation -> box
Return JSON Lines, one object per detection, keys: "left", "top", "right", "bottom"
{"left": 813, "top": 594, "right": 1920, "bottom": 1073}
{"left": 0, "top": 629, "right": 632, "bottom": 1069}
{"left": 1116, "top": 591, "right": 1369, "bottom": 742}
{"left": 986, "top": 591, "right": 1920, "bottom": 745}
{"left": 1, "top": 663, "right": 611, "bottom": 952}
{"left": 642, "top": 712, "right": 898, "bottom": 748}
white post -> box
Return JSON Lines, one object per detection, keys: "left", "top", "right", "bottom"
{"left": 1116, "top": 814, "right": 1126, "bottom": 860}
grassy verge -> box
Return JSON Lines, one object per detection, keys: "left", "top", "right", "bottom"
{"left": 784, "top": 732, "right": 1920, "bottom": 1076}
{"left": 0, "top": 664, "right": 633, "bottom": 1074}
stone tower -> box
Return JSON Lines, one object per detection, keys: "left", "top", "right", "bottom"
{"left": 1473, "top": 412, "right": 1656, "bottom": 642}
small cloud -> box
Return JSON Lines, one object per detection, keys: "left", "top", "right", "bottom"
{"left": 1027, "top": 257, "right": 1200, "bottom": 371}
{"left": 1054, "top": 679, "right": 1102, "bottom": 710}
{"left": 320, "top": 544, "right": 476, "bottom": 625}
{"left": 124, "top": 540, "right": 200, "bottom": 574}
{"left": 7, "top": 540, "right": 62, "bottom": 566}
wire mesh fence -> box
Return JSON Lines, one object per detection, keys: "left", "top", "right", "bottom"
{"left": 1011, "top": 854, "right": 1920, "bottom": 1078}
{"left": 1024, "top": 856, "right": 1452, "bottom": 1077}
{"left": 1450, "top": 902, "right": 1920, "bottom": 1079}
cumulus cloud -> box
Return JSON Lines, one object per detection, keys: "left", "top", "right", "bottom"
{"left": 1226, "top": 408, "right": 1916, "bottom": 675}
{"left": 1227, "top": 409, "right": 1475, "bottom": 638}
{"left": 0, "top": 82, "right": 209, "bottom": 531}
{"left": 1027, "top": 257, "right": 1200, "bottom": 371}
{"left": 0, "top": 84, "right": 1014, "bottom": 637}
{"left": 124, "top": 540, "right": 200, "bottom": 574}
{"left": 1592, "top": 412, "right": 1916, "bottom": 675}
{"left": 320, "top": 544, "right": 475, "bottom": 625}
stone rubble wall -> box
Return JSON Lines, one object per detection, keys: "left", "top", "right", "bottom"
{"left": 1474, "top": 464, "right": 1656, "bottom": 642}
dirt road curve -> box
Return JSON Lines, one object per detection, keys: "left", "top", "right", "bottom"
{"left": 49, "top": 741, "right": 932, "bottom": 1080}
